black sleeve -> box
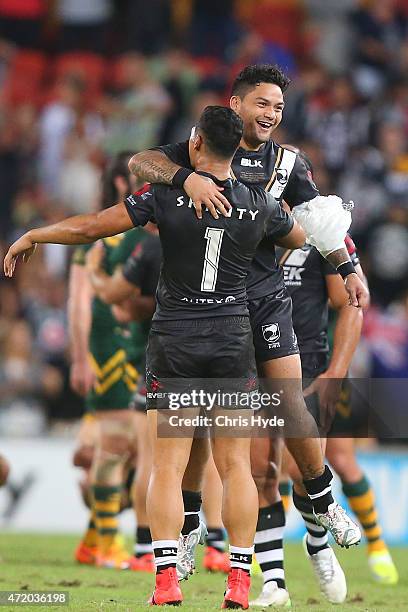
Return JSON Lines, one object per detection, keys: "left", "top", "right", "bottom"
{"left": 150, "top": 141, "right": 193, "bottom": 170}
{"left": 123, "top": 237, "right": 162, "bottom": 295}
{"left": 124, "top": 185, "right": 157, "bottom": 227}
{"left": 263, "top": 192, "right": 295, "bottom": 239}
{"left": 282, "top": 154, "right": 320, "bottom": 208}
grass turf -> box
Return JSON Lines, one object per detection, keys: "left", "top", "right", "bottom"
{"left": 0, "top": 534, "right": 406, "bottom": 611}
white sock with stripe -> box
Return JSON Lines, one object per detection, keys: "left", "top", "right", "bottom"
{"left": 152, "top": 539, "right": 178, "bottom": 573}
{"left": 229, "top": 545, "right": 254, "bottom": 573}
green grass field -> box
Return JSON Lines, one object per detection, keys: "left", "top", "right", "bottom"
{"left": 0, "top": 534, "right": 406, "bottom": 611}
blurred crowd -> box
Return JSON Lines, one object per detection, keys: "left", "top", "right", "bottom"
{"left": 0, "top": 0, "right": 407, "bottom": 432}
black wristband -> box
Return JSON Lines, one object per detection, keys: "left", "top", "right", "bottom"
{"left": 337, "top": 261, "right": 355, "bottom": 279}
{"left": 172, "top": 167, "right": 194, "bottom": 188}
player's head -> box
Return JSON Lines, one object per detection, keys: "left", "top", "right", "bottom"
{"left": 189, "top": 105, "right": 243, "bottom": 164}
{"left": 230, "top": 64, "right": 290, "bottom": 148}
{"left": 101, "top": 151, "right": 136, "bottom": 208}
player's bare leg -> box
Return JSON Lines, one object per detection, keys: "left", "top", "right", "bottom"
{"left": 260, "top": 355, "right": 324, "bottom": 479}
{"left": 249, "top": 437, "right": 291, "bottom": 607}
{"left": 92, "top": 410, "right": 135, "bottom": 568}
{"left": 326, "top": 437, "right": 398, "bottom": 585}
{"left": 211, "top": 432, "right": 257, "bottom": 609}
{"left": 0, "top": 454, "right": 10, "bottom": 487}
{"left": 130, "top": 411, "right": 154, "bottom": 572}
{"left": 260, "top": 354, "right": 360, "bottom": 547}
{"left": 146, "top": 409, "right": 195, "bottom": 606}
{"left": 147, "top": 409, "right": 194, "bottom": 540}
{"left": 202, "top": 454, "right": 230, "bottom": 573}
{"left": 176, "top": 437, "right": 210, "bottom": 580}
{"left": 73, "top": 416, "right": 100, "bottom": 565}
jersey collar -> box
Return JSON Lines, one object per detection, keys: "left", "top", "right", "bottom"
{"left": 195, "top": 170, "right": 233, "bottom": 188}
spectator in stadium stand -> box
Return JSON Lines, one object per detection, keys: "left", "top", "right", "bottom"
{"left": 124, "top": 0, "right": 172, "bottom": 55}
{"left": 56, "top": 0, "right": 113, "bottom": 54}
{"left": 39, "top": 74, "right": 103, "bottom": 198}
{"left": 305, "top": 75, "right": 372, "bottom": 189}
{"left": 0, "top": 0, "right": 46, "bottom": 49}
{"left": 189, "top": 0, "right": 238, "bottom": 58}
{"left": 104, "top": 53, "right": 171, "bottom": 154}
{"left": 352, "top": 0, "right": 408, "bottom": 97}
{"left": 236, "top": 0, "right": 306, "bottom": 61}
{"left": 362, "top": 206, "right": 408, "bottom": 307}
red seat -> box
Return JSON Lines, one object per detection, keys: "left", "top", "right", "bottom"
{"left": 2, "top": 50, "right": 47, "bottom": 106}
{"left": 53, "top": 52, "right": 106, "bottom": 93}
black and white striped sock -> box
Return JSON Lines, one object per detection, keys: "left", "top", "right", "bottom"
{"left": 230, "top": 545, "right": 253, "bottom": 574}
{"left": 152, "top": 540, "right": 178, "bottom": 573}
{"left": 293, "top": 490, "right": 329, "bottom": 555}
{"left": 254, "top": 501, "right": 286, "bottom": 589}
{"left": 303, "top": 465, "right": 334, "bottom": 514}
{"left": 206, "top": 527, "right": 226, "bottom": 552}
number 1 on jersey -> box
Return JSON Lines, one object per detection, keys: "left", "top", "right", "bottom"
{"left": 201, "top": 227, "right": 225, "bottom": 292}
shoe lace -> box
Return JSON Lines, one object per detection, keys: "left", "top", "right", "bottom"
{"left": 324, "top": 504, "right": 349, "bottom": 536}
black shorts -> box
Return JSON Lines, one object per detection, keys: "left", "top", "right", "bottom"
{"left": 248, "top": 289, "right": 299, "bottom": 364}
{"left": 145, "top": 316, "right": 257, "bottom": 410}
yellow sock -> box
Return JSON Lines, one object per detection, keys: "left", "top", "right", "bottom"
{"left": 342, "top": 476, "right": 387, "bottom": 554}
{"left": 83, "top": 510, "right": 98, "bottom": 548}
{"left": 93, "top": 485, "right": 122, "bottom": 554}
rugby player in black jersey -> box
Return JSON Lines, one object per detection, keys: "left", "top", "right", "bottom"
{"left": 4, "top": 106, "right": 307, "bottom": 609}
{"left": 253, "top": 150, "right": 396, "bottom": 606}
{"left": 127, "top": 64, "right": 366, "bottom": 599}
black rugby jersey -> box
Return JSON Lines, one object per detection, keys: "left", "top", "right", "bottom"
{"left": 276, "top": 236, "right": 360, "bottom": 354}
{"left": 153, "top": 140, "right": 319, "bottom": 300}
{"left": 124, "top": 176, "right": 293, "bottom": 322}
{"left": 123, "top": 233, "right": 162, "bottom": 297}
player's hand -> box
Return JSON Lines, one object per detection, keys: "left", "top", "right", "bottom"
{"left": 85, "top": 240, "right": 104, "bottom": 273}
{"left": 112, "top": 302, "right": 133, "bottom": 323}
{"left": 184, "top": 173, "right": 231, "bottom": 220}
{"left": 303, "top": 372, "right": 343, "bottom": 433}
{"left": 3, "top": 233, "right": 37, "bottom": 277}
{"left": 70, "top": 359, "right": 95, "bottom": 397}
{"left": 344, "top": 273, "right": 370, "bottom": 309}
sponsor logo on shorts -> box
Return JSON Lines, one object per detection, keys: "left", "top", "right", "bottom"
{"left": 262, "top": 323, "right": 281, "bottom": 348}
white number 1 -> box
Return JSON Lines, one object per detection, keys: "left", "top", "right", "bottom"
{"left": 201, "top": 227, "right": 224, "bottom": 292}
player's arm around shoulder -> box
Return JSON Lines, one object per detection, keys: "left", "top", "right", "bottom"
{"left": 262, "top": 190, "right": 306, "bottom": 249}
{"left": 128, "top": 145, "right": 230, "bottom": 219}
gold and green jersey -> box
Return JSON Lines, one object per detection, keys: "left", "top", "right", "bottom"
{"left": 71, "top": 228, "right": 148, "bottom": 368}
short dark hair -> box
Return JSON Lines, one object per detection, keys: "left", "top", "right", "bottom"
{"left": 197, "top": 106, "right": 243, "bottom": 158}
{"left": 231, "top": 64, "right": 291, "bottom": 98}
{"left": 102, "top": 150, "right": 133, "bottom": 207}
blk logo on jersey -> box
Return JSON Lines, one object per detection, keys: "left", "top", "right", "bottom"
{"left": 241, "top": 158, "right": 263, "bottom": 168}
{"left": 262, "top": 323, "right": 281, "bottom": 348}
